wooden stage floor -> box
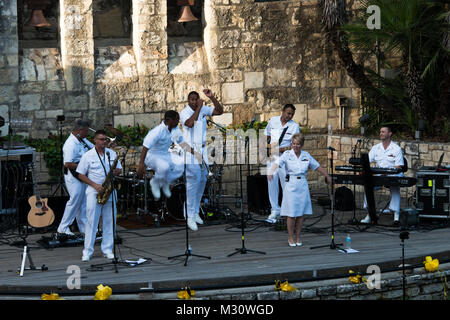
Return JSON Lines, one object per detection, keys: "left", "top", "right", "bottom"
{"left": 1, "top": 191, "right": 450, "bottom": 296}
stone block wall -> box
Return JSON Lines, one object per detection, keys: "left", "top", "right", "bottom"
{"left": 2, "top": 0, "right": 365, "bottom": 140}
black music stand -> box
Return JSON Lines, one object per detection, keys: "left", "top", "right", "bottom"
{"left": 168, "top": 150, "right": 211, "bottom": 266}
{"left": 227, "top": 130, "right": 265, "bottom": 257}
{"left": 310, "top": 147, "right": 346, "bottom": 252}
{"left": 52, "top": 115, "right": 68, "bottom": 197}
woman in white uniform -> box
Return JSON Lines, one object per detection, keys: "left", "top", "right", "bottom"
{"left": 268, "top": 133, "right": 331, "bottom": 247}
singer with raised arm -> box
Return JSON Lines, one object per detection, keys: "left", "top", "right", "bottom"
{"left": 268, "top": 133, "right": 331, "bottom": 247}
{"left": 76, "top": 130, "right": 122, "bottom": 262}
{"left": 264, "top": 104, "right": 300, "bottom": 223}
{"left": 57, "top": 120, "right": 94, "bottom": 236}
{"left": 360, "top": 126, "right": 404, "bottom": 225}
{"left": 180, "top": 89, "right": 223, "bottom": 231}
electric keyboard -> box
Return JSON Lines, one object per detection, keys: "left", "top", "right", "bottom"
{"left": 335, "top": 165, "right": 402, "bottom": 174}
{"left": 332, "top": 174, "right": 417, "bottom": 187}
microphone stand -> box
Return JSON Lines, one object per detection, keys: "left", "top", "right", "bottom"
{"left": 227, "top": 121, "right": 265, "bottom": 257}
{"left": 310, "top": 147, "right": 346, "bottom": 252}
{"left": 168, "top": 146, "right": 211, "bottom": 266}
{"left": 348, "top": 140, "right": 360, "bottom": 225}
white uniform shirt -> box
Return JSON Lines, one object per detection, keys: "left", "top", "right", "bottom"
{"left": 76, "top": 147, "right": 122, "bottom": 194}
{"left": 369, "top": 141, "right": 404, "bottom": 169}
{"left": 142, "top": 121, "right": 184, "bottom": 164}
{"left": 276, "top": 150, "right": 320, "bottom": 176}
{"left": 63, "top": 133, "right": 94, "bottom": 164}
{"left": 180, "top": 104, "right": 214, "bottom": 164}
{"left": 264, "top": 116, "right": 300, "bottom": 149}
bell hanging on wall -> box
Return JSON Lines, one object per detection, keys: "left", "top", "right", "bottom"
{"left": 177, "top": 0, "right": 198, "bottom": 23}
{"left": 28, "top": 9, "right": 51, "bottom": 27}
{"left": 26, "top": 0, "right": 52, "bottom": 27}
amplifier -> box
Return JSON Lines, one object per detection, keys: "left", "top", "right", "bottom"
{"left": 0, "top": 148, "right": 35, "bottom": 216}
{"left": 416, "top": 170, "right": 450, "bottom": 218}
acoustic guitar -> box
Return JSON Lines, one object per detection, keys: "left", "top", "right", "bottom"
{"left": 27, "top": 163, "right": 55, "bottom": 228}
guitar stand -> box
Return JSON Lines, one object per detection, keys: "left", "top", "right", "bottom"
{"left": 18, "top": 244, "right": 48, "bottom": 277}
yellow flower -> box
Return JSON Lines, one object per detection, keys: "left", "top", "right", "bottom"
{"left": 348, "top": 270, "right": 366, "bottom": 284}
{"left": 275, "top": 280, "right": 297, "bottom": 292}
{"left": 41, "top": 293, "right": 64, "bottom": 300}
{"left": 94, "top": 284, "right": 112, "bottom": 300}
{"left": 423, "top": 256, "right": 439, "bottom": 272}
{"left": 177, "top": 287, "right": 195, "bottom": 300}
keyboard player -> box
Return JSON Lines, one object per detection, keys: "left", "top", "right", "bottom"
{"left": 360, "top": 126, "right": 404, "bottom": 225}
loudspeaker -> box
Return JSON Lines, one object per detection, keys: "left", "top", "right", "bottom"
{"left": 400, "top": 208, "right": 419, "bottom": 229}
{"left": 247, "top": 175, "right": 270, "bottom": 214}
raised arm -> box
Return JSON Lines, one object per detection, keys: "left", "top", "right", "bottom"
{"left": 204, "top": 89, "right": 223, "bottom": 116}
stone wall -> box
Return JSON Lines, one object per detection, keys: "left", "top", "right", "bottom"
{"left": 1, "top": 0, "right": 366, "bottom": 139}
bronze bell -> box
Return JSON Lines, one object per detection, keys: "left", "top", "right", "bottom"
{"left": 178, "top": 6, "right": 198, "bottom": 23}
{"left": 28, "top": 9, "right": 51, "bottom": 27}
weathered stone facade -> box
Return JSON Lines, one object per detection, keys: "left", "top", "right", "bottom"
{"left": 1, "top": 0, "right": 364, "bottom": 138}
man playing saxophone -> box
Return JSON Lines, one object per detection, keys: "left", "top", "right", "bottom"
{"left": 76, "top": 130, "right": 122, "bottom": 262}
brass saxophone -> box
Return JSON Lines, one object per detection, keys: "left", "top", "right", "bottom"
{"left": 97, "top": 155, "right": 119, "bottom": 205}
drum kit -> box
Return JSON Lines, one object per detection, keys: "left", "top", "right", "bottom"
{"left": 107, "top": 125, "right": 233, "bottom": 227}
{"left": 115, "top": 160, "right": 230, "bottom": 227}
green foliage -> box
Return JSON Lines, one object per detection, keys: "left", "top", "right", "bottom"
{"left": 25, "top": 134, "right": 69, "bottom": 181}
{"left": 341, "top": 0, "right": 450, "bottom": 139}
{"left": 115, "top": 124, "right": 149, "bottom": 147}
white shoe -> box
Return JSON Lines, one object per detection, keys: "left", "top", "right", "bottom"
{"left": 360, "top": 215, "right": 371, "bottom": 224}
{"left": 103, "top": 252, "right": 114, "bottom": 259}
{"left": 265, "top": 218, "right": 277, "bottom": 224}
{"left": 268, "top": 212, "right": 280, "bottom": 220}
{"left": 58, "top": 228, "right": 74, "bottom": 236}
{"left": 382, "top": 209, "right": 391, "bottom": 214}
{"left": 195, "top": 214, "right": 204, "bottom": 225}
{"left": 394, "top": 211, "right": 400, "bottom": 222}
{"left": 82, "top": 254, "right": 91, "bottom": 262}
{"left": 187, "top": 217, "right": 198, "bottom": 231}
{"left": 149, "top": 178, "right": 161, "bottom": 200}
{"left": 162, "top": 184, "right": 171, "bottom": 198}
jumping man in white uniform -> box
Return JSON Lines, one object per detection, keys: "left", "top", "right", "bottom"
{"left": 360, "top": 126, "right": 404, "bottom": 225}
{"left": 265, "top": 104, "right": 300, "bottom": 223}
{"left": 57, "top": 120, "right": 94, "bottom": 235}
{"left": 77, "top": 130, "right": 122, "bottom": 262}
{"left": 137, "top": 110, "right": 185, "bottom": 200}
{"left": 180, "top": 89, "right": 223, "bottom": 231}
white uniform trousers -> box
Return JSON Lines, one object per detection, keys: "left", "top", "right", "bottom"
{"left": 58, "top": 174, "right": 87, "bottom": 233}
{"left": 83, "top": 191, "right": 116, "bottom": 258}
{"left": 363, "top": 186, "right": 401, "bottom": 213}
{"left": 266, "top": 160, "right": 287, "bottom": 215}
{"left": 146, "top": 154, "right": 184, "bottom": 187}
{"left": 185, "top": 164, "right": 208, "bottom": 218}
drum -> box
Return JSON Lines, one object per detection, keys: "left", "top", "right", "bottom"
{"left": 165, "top": 182, "right": 186, "bottom": 219}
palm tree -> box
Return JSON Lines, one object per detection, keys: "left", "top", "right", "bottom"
{"left": 320, "top": 0, "right": 393, "bottom": 115}
{"left": 341, "top": 0, "right": 450, "bottom": 134}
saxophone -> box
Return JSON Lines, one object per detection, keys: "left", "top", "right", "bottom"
{"left": 97, "top": 155, "right": 119, "bottom": 205}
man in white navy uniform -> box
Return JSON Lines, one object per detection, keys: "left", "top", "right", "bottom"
{"left": 265, "top": 104, "right": 300, "bottom": 223}
{"left": 57, "top": 120, "right": 94, "bottom": 236}
{"left": 137, "top": 110, "right": 185, "bottom": 200}
{"left": 360, "top": 126, "right": 404, "bottom": 225}
{"left": 76, "top": 130, "right": 122, "bottom": 261}
{"left": 180, "top": 89, "right": 223, "bottom": 231}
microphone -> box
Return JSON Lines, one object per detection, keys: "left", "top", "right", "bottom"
{"left": 328, "top": 146, "right": 336, "bottom": 151}
{"left": 106, "top": 151, "right": 110, "bottom": 161}
{"left": 136, "top": 123, "right": 141, "bottom": 140}
{"left": 249, "top": 117, "right": 256, "bottom": 128}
